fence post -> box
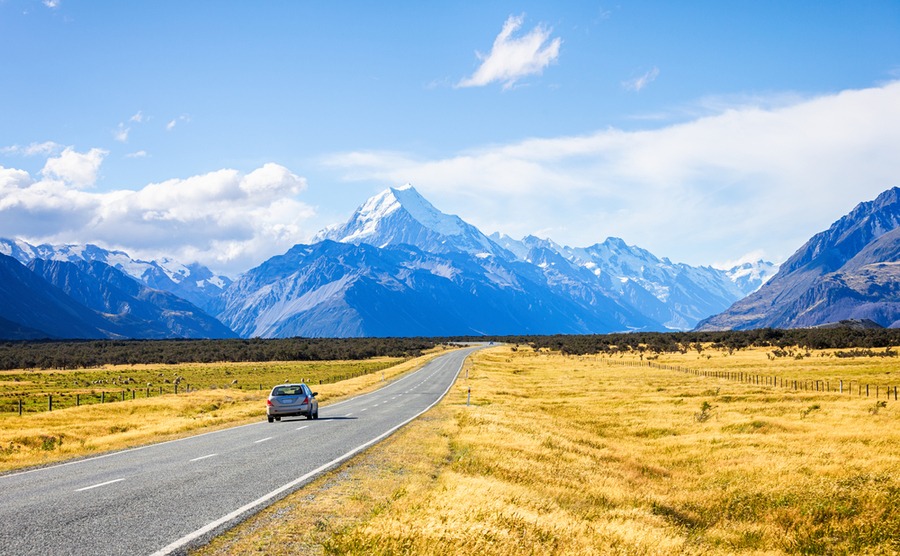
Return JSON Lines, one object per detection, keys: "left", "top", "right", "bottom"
{"left": 48, "top": 394, "right": 52, "bottom": 412}
{"left": 101, "top": 391, "right": 105, "bottom": 404}
{"left": 19, "top": 398, "right": 22, "bottom": 416}
{"left": 840, "top": 380, "right": 843, "bottom": 393}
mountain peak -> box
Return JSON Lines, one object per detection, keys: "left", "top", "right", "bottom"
{"left": 314, "top": 184, "right": 507, "bottom": 257}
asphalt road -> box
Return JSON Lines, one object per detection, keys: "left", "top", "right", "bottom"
{"left": 0, "top": 346, "right": 482, "bottom": 556}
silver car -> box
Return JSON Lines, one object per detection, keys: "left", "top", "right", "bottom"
{"left": 266, "top": 383, "right": 319, "bottom": 422}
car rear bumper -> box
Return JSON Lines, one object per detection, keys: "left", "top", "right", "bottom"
{"left": 267, "top": 405, "right": 312, "bottom": 417}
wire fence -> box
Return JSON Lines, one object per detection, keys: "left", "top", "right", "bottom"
{"left": 604, "top": 358, "right": 899, "bottom": 400}
{"left": 1, "top": 367, "right": 384, "bottom": 415}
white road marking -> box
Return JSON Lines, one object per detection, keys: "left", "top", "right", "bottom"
{"left": 189, "top": 454, "right": 218, "bottom": 462}
{"left": 76, "top": 478, "right": 125, "bottom": 492}
{"left": 295, "top": 425, "right": 309, "bottom": 431}
{"left": 360, "top": 408, "right": 368, "bottom": 412}
{"left": 254, "top": 437, "right": 273, "bottom": 444}
{"left": 345, "top": 412, "right": 353, "bottom": 417}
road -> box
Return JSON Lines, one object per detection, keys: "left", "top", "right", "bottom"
{"left": 0, "top": 346, "right": 481, "bottom": 556}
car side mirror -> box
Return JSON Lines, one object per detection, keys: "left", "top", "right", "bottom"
{"left": 311, "top": 392, "right": 318, "bottom": 397}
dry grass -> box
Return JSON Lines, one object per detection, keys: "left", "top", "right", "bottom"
{"left": 0, "top": 350, "right": 449, "bottom": 474}
{"left": 194, "top": 345, "right": 900, "bottom": 555}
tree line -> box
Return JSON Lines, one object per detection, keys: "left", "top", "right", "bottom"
{"left": 3, "top": 327, "right": 899, "bottom": 371}
{"left": 0, "top": 337, "right": 439, "bottom": 370}
{"left": 453, "top": 327, "right": 900, "bottom": 355}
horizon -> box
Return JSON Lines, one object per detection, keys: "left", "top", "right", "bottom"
{"left": 2, "top": 2, "right": 898, "bottom": 276}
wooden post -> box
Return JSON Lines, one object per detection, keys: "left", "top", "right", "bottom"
{"left": 840, "top": 380, "right": 843, "bottom": 393}
{"left": 19, "top": 398, "right": 23, "bottom": 416}
{"left": 101, "top": 391, "right": 105, "bottom": 404}
{"left": 76, "top": 394, "right": 80, "bottom": 406}
{"left": 122, "top": 390, "right": 126, "bottom": 402}
{"left": 48, "top": 395, "right": 52, "bottom": 412}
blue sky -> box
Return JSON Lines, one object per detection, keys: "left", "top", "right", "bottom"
{"left": 1, "top": 1, "right": 899, "bottom": 275}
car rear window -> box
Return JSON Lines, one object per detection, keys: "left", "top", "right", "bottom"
{"left": 273, "top": 386, "right": 301, "bottom": 396}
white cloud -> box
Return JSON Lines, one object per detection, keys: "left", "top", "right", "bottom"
{"left": 114, "top": 123, "right": 130, "bottom": 143}
{"left": 0, "top": 156, "right": 314, "bottom": 276}
{"left": 323, "top": 81, "right": 900, "bottom": 266}
{"left": 457, "top": 14, "right": 561, "bottom": 90}
{"left": 623, "top": 67, "right": 659, "bottom": 92}
{"left": 166, "top": 115, "right": 190, "bottom": 131}
{"left": 129, "top": 111, "right": 145, "bottom": 123}
{"left": 125, "top": 150, "right": 148, "bottom": 159}
{"left": 2, "top": 141, "right": 64, "bottom": 157}
{"left": 43, "top": 0, "right": 60, "bottom": 8}
{"left": 40, "top": 147, "right": 107, "bottom": 188}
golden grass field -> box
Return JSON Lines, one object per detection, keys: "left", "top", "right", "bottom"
{"left": 0, "top": 351, "right": 450, "bottom": 474}
{"left": 194, "top": 344, "right": 900, "bottom": 556}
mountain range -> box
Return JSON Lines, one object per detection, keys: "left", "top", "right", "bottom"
{"left": 697, "top": 186, "right": 900, "bottom": 330}
{"left": 27, "top": 181, "right": 900, "bottom": 340}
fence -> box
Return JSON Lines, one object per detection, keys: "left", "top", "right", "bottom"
{"left": 1, "top": 366, "right": 386, "bottom": 415}
{"left": 604, "top": 359, "right": 899, "bottom": 401}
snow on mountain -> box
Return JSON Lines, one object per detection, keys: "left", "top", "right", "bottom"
{"left": 722, "top": 260, "right": 779, "bottom": 293}
{"left": 0, "top": 238, "right": 230, "bottom": 315}
{"left": 699, "top": 186, "right": 900, "bottom": 330}
{"left": 315, "top": 184, "right": 509, "bottom": 258}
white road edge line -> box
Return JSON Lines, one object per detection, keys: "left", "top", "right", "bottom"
{"left": 147, "top": 347, "right": 478, "bottom": 556}
{"left": 76, "top": 478, "right": 125, "bottom": 492}
{"left": 254, "top": 437, "right": 273, "bottom": 444}
{"left": 189, "top": 454, "right": 218, "bottom": 462}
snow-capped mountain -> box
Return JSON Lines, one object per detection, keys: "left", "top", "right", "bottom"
{"left": 491, "top": 233, "right": 775, "bottom": 330}
{"left": 699, "top": 187, "right": 900, "bottom": 330}
{"left": 218, "top": 240, "right": 657, "bottom": 338}
{"left": 0, "top": 238, "right": 230, "bottom": 314}
{"left": 314, "top": 184, "right": 511, "bottom": 258}
{"left": 221, "top": 185, "right": 775, "bottom": 337}
{"left": 0, "top": 183, "right": 790, "bottom": 339}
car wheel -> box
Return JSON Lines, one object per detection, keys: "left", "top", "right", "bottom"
{"left": 275, "top": 417, "right": 281, "bottom": 422}
{"left": 313, "top": 409, "right": 319, "bottom": 420}
{"left": 267, "top": 416, "right": 274, "bottom": 423}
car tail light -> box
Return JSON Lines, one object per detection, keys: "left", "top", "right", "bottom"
{"left": 266, "top": 399, "right": 273, "bottom": 406}
{"left": 302, "top": 396, "right": 309, "bottom": 404}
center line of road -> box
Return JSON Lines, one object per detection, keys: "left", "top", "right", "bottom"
{"left": 76, "top": 478, "right": 125, "bottom": 492}
{"left": 189, "top": 454, "right": 218, "bottom": 462}
{"left": 296, "top": 425, "right": 309, "bottom": 431}
{"left": 345, "top": 412, "right": 353, "bottom": 416}
{"left": 254, "top": 437, "right": 273, "bottom": 444}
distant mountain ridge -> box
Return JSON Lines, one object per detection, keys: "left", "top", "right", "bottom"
{"left": 698, "top": 187, "right": 900, "bottom": 330}
{"left": 1, "top": 183, "right": 788, "bottom": 339}
{"left": 0, "top": 238, "right": 230, "bottom": 315}
{"left": 0, "top": 243, "right": 235, "bottom": 340}
{"left": 222, "top": 184, "right": 777, "bottom": 337}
